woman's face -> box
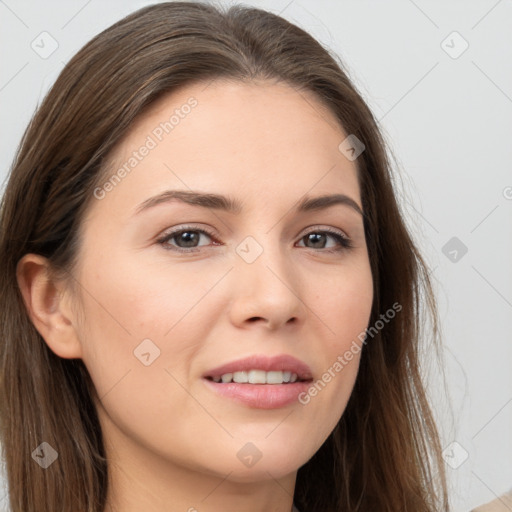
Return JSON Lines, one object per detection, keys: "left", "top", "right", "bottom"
{"left": 70, "top": 80, "right": 373, "bottom": 482}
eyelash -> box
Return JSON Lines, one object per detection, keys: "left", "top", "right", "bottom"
{"left": 156, "top": 225, "right": 353, "bottom": 254}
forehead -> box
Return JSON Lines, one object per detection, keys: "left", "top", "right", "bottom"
{"left": 90, "top": 79, "right": 361, "bottom": 220}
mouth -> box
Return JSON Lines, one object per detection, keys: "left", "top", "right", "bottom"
{"left": 203, "top": 353, "right": 313, "bottom": 383}
{"left": 205, "top": 370, "right": 309, "bottom": 384}
{"left": 202, "top": 354, "right": 313, "bottom": 409}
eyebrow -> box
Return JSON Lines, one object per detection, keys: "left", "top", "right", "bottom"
{"left": 133, "top": 190, "right": 364, "bottom": 217}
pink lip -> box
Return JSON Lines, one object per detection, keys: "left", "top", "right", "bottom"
{"left": 203, "top": 380, "right": 311, "bottom": 409}
{"left": 202, "top": 354, "right": 313, "bottom": 409}
{"left": 203, "top": 354, "right": 313, "bottom": 380}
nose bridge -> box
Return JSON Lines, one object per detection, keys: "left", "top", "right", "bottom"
{"left": 229, "top": 229, "right": 303, "bottom": 324}
{"left": 235, "top": 229, "right": 290, "bottom": 285}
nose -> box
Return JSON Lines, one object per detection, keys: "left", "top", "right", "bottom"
{"left": 228, "top": 241, "right": 304, "bottom": 331}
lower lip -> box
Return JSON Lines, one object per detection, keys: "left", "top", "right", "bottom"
{"left": 203, "top": 379, "right": 311, "bottom": 409}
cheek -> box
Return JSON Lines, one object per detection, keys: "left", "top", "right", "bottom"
{"left": 77, "top": 249, "right": 214, "bottom": 341}
{"left": 75, "top": 262, "right": 209, "bottom": 451}
{"left": 300, "top": 261, "right": 372, "bottom": 424}
{"left": 74, "top": 251, "right": 227, "bottom": 403}
{"left": 315, "top": 260, "right": 373, "bottom": 348}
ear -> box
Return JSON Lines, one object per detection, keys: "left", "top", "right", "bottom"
{"left": 16, "top": 254, "right": 83, "bottom": 359}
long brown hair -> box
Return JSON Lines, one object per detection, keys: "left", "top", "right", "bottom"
{"left": 0, "top": 2, "right": 449, "bottom": 511}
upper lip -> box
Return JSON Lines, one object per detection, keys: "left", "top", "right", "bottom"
{"left": 203, "top": 354, "right": 313, "bottom": 381}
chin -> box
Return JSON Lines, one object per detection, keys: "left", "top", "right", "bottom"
{"left": 186, "top": 443, "right": 309, "bottom": 483}
{"left": 217, "top": 462, "right": 300, "bottom": 484}
{"left": 232, "top": 444, "right": 309, "bottom": 481}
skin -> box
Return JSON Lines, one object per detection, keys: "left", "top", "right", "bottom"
{"left": 17, "top": 79, "right": 373, "bottom": 512}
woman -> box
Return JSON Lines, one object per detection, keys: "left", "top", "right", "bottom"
{"left": 0, "top": 2, "right": 450, "bottom": 511}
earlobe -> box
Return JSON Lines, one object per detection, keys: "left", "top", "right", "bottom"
{"left": 16, "top": 254, "right": 83, "bottom": 359}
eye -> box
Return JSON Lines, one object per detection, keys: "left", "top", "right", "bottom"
{"left": 297, "top": 227, "right": 353, "bottom": 253}
{"left": 157, "top": 226, "right": 218, "bottom": 253}
{"left": 157, "top": 225, "right": 353, "bottom": 254}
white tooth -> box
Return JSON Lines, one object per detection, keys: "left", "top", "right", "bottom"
{"left": 283, "top": 371, "right": 291, "bottom": 383}
{"left": 290, "top": 373, "right": 298, "bottom": 382}
{"left": 266, "top": 371, "right": 284, "bottom": 384}
{"left": 212, "top": 376, "right": 221, "bottom": 383}
{"left": 233, "top": 371, "right": 248, "bottom": 383}
{"left": 221, "top": 373, "right": 233, "bottom": 383}
{"left": 248, "top": 370, "right": 266, "bottom": 384}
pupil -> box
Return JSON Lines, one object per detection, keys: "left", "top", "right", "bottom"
{"left": 180, "top": 231, "right": 197, "bottom": 247}
{"left": 308, "top": 233, "right": 324, "bottom": 248}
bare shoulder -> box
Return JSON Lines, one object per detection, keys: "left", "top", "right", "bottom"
{"left": 471, "top": 489, "right": 512, "bottom": 512}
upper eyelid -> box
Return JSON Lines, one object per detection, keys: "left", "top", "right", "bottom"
{"left": 158, "top": 224, "right": 351, "bottom": 245}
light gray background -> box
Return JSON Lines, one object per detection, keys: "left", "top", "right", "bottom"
{"left": 1, "top": 1, "right": 511, "bottom": 511}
